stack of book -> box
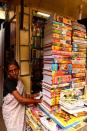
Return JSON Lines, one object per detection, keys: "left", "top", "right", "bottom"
{"left": 72, "top": 21, "right": 87, "bottom": 89}
{"left": 42, "top": 15, "right": 72, "bottom": 112}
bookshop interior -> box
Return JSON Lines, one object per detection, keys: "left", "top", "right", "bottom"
{"left": 1, "top": 0, "right": 87, "bottom": 130}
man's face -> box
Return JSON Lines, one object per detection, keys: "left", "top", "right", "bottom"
{"left": 8, "top": 64, "right": 19, "bottom": 80}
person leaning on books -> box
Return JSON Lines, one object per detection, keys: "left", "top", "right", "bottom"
{"left": 2, "top": 59, "right": 42, "bottom": 131}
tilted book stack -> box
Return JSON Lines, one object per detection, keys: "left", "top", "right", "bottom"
{"left": 41, "top": 15, "right": 72, "bottom": 112}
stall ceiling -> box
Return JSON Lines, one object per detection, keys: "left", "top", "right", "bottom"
{"left": 2, "top": 0, "right": 87, "bottom": 20}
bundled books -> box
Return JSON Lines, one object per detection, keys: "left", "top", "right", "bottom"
{"left": 40, "top": 15, "right": 87, "bottom": 129}
{"left": 72, "top": 21, "right": 87, "bottom": 89}
{"left": 42, "top": 15, "right": 72, "bottom": 109}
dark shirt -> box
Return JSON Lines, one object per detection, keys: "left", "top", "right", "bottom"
{"left": 3, "top": 78, "right": 18, "bottom": 97}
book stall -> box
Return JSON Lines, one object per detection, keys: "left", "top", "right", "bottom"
{"left": 26, "top": 14, "right": 87, "bottom": 131}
